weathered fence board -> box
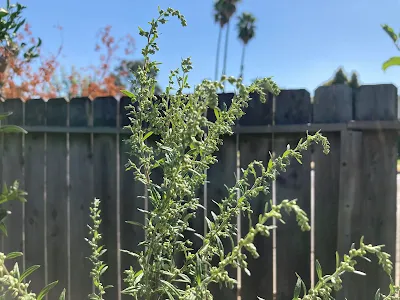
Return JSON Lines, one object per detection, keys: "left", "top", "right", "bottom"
{"left": 0, "top": 99, "right": 24, "bottom": 271}
{"left": 46, "top": 98, "right": 69, "bottom": 299}
{"left": 313, "top": 85, "right": 353, "bottom": 286}
{"left": 335, "top": 130, "right": 363, "bottom": 300}
{"left": 341, "top": 85, "right": 398, "bottom": 299}
{"left": 118, "top": 96, "right": 140, "bottom": 281}
{"left": 351, "top": 130, "right": 397, "bottom": 298}
{"left": 93, "top": 97, "right": 119, "bottom": 300}
{"left": 239, "top": 133, "right": 273, "bottom": 300}
{"left": 69, "top": 97, "right": 94, "bottom": 300}
{"left": 24, "top": 99, "right": 46, "bottom": 294}
{"left": 119, "top": 133, "right": 145, "bottom": 299}
{"left": 274, "top": 89, "right": 312, "bottom": 300}
{"left": 207, "top": 134, "right": 237, "bottom": 299}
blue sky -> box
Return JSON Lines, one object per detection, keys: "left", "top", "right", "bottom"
{"left": 16, "top": 0, "right": 400, "bottom": 94}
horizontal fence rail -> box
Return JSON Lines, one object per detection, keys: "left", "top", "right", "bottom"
{"left": 0, "top": 83, "right": 397, "bottom": 300}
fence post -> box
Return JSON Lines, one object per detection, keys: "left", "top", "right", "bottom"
{"left": 0, "top": 99, "right": 24, "bottom": 269}
{"left": 24, "top": 98, "right": 46, "bottom": 294}
{"left": 207, "top": 93, "right": 238, "bottom": 300}
{"left": 93, "top": 96, "right": 119, "bottom": 300}
{"left": 274, "top": 89, "right": 312, "bottom": 300}
{"left": 119, "top": 96, "right": 146, "bottom": 300}
{"left": 342, "top": 84, "right": 398, "bottom": 299}
{"left": 69, "top": 97, "right": 94, "bottom": 299}
{"left": 46, "top": 98, "right": 69, "bottom": 299}
{"left": 239, "top": 92, "right": 274, "bottom": 300}
{"left": 313, "top": 84, "right": 353, "bottom": 289}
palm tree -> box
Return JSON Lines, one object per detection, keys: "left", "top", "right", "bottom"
{"left": 213, "top": 2, "right": 228, "bottom": 81}
{"left": 213, "top": 0, "right": 240, "bottom": 88}
{"left": 237, "top": 12, "right": 256, "bottom": 80}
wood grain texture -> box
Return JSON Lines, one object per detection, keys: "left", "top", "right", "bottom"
{"left": 119, "top": 135, "right": 144, "bottom": 299}
{"left": 45, "top": 98, "right": 69, "bottom": 299}
{"left": 207, "top": 134, "right": 237, "bottom": 300}
{"left": 93, "top": 97, "right": 119, "bottom": 300}
{"left": 274, "top": 134, "right": 311, "bottom": 300}
{"left": 313, "top": 85, "right": 353, "bottom": 285}
{"left": 0, "top": 99, "right": 24, "bottom": 271}
{"left": 344, "top": 131, "right": 397, "bottom": 299}
{"left": 239, "top": 133, "right": 274, "bottom": 300}
{"left": 24, "top": 99, "right": 46, "bottom": 295}
{"left": 313, "top": 132, "right": 340, "bottom": 276}
{"left": 354, "top": 84, "right": 397, "bottom": 121}
{"left": 69, "top": 97, "right": 94, "bottom": 300}
{"left": 335, "top": 130, "right": 363, "bottom": 300}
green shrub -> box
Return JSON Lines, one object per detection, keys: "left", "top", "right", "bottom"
{"left": 85, "top": 7, "right": 399, "bottom": 300}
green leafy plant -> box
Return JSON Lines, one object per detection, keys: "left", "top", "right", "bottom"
{"left": 381, "top": 24, "right": 400, "bottom": 71}
{"left": 290, "top": 237, "right": 396, "bottom": 300}
{"left": 86, "top": 198, "right": 111, "bottom": 300}
{"left": 100, "top": 7, "right": 398, "bottom": 300}
{"left": 0, "top": 0, "right": 41, "bottom": 63}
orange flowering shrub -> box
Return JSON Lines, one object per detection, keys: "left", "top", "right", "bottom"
{"left": 52, "top": 25, "right": 135, "bottom": 99}
{"left": 1, "top": 22, "right": 135, "bottom": 100}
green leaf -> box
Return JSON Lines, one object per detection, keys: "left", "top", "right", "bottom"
{"left": 0, "top": 125, "right": 27, "bottom": 134}
{"left": 0, "top": 208, "right": 9, "bottom": 222}
{"left": 59, "top": 288, "right": 66, "bottom": 300}
{"left": 6, "top": 252, "right": 23, "bottom": 259}
{"left": 382, "top": 24, "right": 398, "bottom": 43}
{"left": 315, "top": 259, "right": 323, "bottom": 280}
{"left": 267, "top": 159, "right": 273, "bottom": 171}
{"left": 159, "top": 144, "right": 173, "bottom": 152}
{"left": 353, "top": 270, "right": 366, "bottom": 276}
{"left": 99, "top": 265, "right": 108, "bottom": 275}
{"left": 37, "top": 280, "right": 58, "bottom": 300}
{"left": 214, "top": 107, "right": 220, "bottom": 120}
{"left": 120, "top": 249, "right": 139, "bottom": 258}
{"left": 293, "top": 275, "right": 302, "bottom": 299}
{"left": 142, "top": 131, "right": 153, "bottom": 141}
{"left": 177, "top": 273, "right": 191, "bottom": 283}
{"left": 125, "top": 220, "right": 144, "bottom": 228}
{"left": 19, "top": 265, "right": 40, "bottom": 282}
{"left": 0, "top": 8, "right": 8, "bottom": 17}
{"left": 375, "top": 288, "right": 381, "bottom": 300}
{"left": 335, "top": 251, "right": 340, "bottom": 269}
{"left": 160, "top": 279, "right": 180, "bottom": 296}
{"left": 0, "top": 222, "right": 7, "bottom": 236}
{"left": 282, "top": 149, "right": 290, "bottom": 158}
{"left": 382, "top": 56, "right": 400, "bottom": 71}
{"left": 0, "top": 111, "right": 12, "bottom": 121}
{"left": 121, "top": 89, "right": 135, "bottom": 98}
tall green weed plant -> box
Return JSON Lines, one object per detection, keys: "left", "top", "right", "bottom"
{"left": 0, "top": 4, "right": 398, "bottom": 300}
{"left": 85, "top": 7, "right": 398, "bottom": 300}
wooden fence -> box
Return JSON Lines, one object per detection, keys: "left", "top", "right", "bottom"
{"left": 0, "top": 83, "right": 398, "bottom": 300}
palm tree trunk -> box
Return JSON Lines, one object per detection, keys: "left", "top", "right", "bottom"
{"left": 214, "top": 26, "right": 223, "bottom": 81}
{"left": 222, "top": 20, "right": 230, "bottom": 91}
{"left": 239, "top": 44, "right": 246, "bottom": 79}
